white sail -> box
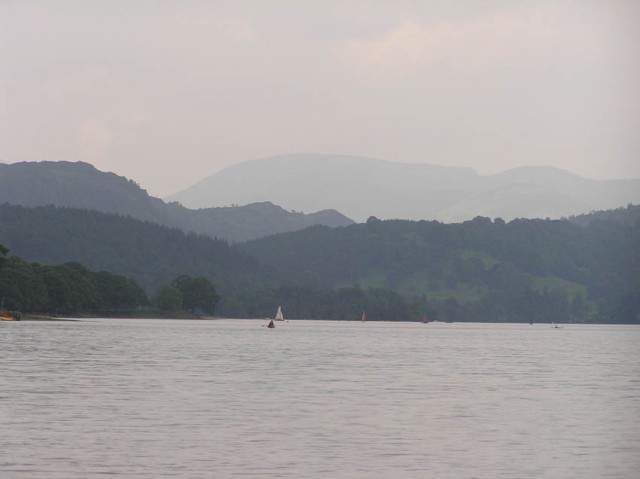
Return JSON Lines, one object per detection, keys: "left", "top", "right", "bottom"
{"left": 275, "top": 306, "right": 284, "bottom": 321}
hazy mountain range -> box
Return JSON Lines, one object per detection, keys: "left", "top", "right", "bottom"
{"left": 2, "top": 156, "right": 639, "bottom": 237}
{"left": 168, "top": 154, "right": 640, "bottom": 223}
{"left": 0, "top": 161, "right": 352, "bottom": 242}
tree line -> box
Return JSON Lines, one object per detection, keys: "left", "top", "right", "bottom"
{"left": 0, "top": 245, "right": 219, "bottom": 317}
{"left": 238, "top": 210, "right": 640, "bottom": 323}
{"left": 2, "top": 203, "right": 638, "bottom": 323}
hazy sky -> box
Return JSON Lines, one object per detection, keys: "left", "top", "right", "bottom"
{"left": 2, "top": 0, "right": 639, "bottom": 197}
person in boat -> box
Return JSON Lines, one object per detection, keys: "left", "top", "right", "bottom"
{"left": 267, "top": 319, "right": 275, "bottom": 328}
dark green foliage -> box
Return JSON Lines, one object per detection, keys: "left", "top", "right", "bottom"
{"left": 171, "top": 275, "right": 220, "bottom": 314}
{"left": 568, "top": 204, "right": 640, "bottom": 227}
{"left": 240, "top": 213, "right": 640, "bottom": 323}
{"left": 222, "top": 285, "right": 419, "bottom": 321}
{"left": 152, "top": 275, "right": 220, "bottom": 315}
{"left": 2, "top": 203, "right": 639, "bottom": 323}
{"left": 0, "top": 204, "right": 275, "bottom": 294}
{"left": 94, "top": 271, "right": 148, "bottom": 312}
{"left": 154, "top": 285, "right": 184, "bottom": 313}
{"left": 0, "top": 256, "right": 147, "bottom": 315}
{"left": 0, "top": 256, "right": 49, "bottom": 312}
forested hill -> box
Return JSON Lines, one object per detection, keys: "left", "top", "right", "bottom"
{"left": 0, "top": 161, "right": 353, "bottom": 241}
{"left": 0, "top": 204, "right": 277, "bottom": 293}
{"left": 239, "top": 213, "right": 640, "bottom": 323}
{"left": 568, "top": 204, "right": 640, "bottom": 227}
{"left": 1, "top": 203, "right": 638, "bottom": 322}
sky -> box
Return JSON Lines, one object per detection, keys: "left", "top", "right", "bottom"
{"left": 1, "top": 0, "right": 639, "bottom": 198}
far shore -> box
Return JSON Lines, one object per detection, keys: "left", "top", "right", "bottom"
{"left": 20, "top": 314, "right": 77, "bottom": 321}
{"left": 16, "top": 311, "right": 219, "bottom": 321}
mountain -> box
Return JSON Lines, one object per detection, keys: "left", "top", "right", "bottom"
{"left": 0, "top": 160, "right": 166, "bottom": 221}
{"left": 0, "top": 203, "right": 277, "bottom": 292}
{"left": 0, "top": 161, "right": 353, "bottom": 241}
{"left": 167, "top": 154, "right": 640, "bottom": 222}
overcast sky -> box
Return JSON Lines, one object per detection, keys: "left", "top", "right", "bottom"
{"left": 2, "top": 0, "right": 639, "bottom": 197}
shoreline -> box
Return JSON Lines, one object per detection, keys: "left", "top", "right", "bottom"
{"left": 21, "top": 314, "right": 78, "bottom": 321}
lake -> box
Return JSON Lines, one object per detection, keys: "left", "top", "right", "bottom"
{"left": 1, "top": 319, "right": 639, "bottom": 478}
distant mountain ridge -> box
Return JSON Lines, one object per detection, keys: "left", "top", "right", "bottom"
{"left": 0, "top": 161, "right": 353, "bottom": 241}
{"left": 167, "top": 154, "right": 640, "bottom": 222}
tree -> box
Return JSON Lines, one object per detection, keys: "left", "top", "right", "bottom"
{"left": 94, "top": 271, "right": 147, "bottom": 311}
{"left": 172, "top": 275, "right": 220, "bottom": 314}
{"left": 41, "top": 267, "right": 75, "bottom": 314}
{"left": 0, "top": 244, "right": 7, "bottom": 269}
{"left": 0, "top": 258, "right": 49, "bottom": 312}
{"left": 154, "top": 285, "right": 184, "bottom": 313}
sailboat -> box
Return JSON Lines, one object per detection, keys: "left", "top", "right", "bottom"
{"left": 421, "top": 314, "right": 429, "bottom": 324}
{"left": 361, "top": 310, "right": 366, "bottom": 322}
{"left": 275, "top": 306, "right": 284, "bottom": 321}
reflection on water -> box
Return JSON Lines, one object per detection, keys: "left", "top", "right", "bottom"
{"left": 1, "top": 319, "right": 639, "bottom": 478}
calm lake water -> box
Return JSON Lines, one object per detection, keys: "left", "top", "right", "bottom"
{"left": 1, "top": 319, "right": 639, "bottom": 479}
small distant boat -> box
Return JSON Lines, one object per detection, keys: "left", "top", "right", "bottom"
{"left": 0, "top": 298, "right": 20, "bottom": 321}
{"left": 361, "top": 311, "right": 366, "bottom": 322}
{"left": 275, "top": 306, "right": 284, "bottom": 321}
{"left": 421, "top": 314, "right": 429, "bottom": 324}
{"left": 267, "top": 319, "right": 275, "bottom": 329}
